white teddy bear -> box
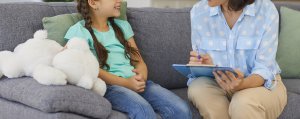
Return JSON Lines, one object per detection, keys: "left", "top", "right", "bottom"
{"left": 52, "top": 37, "right": 107, "bottom": 96}
{"left": 0, "top": 30, "right": 106, "bottom": 96}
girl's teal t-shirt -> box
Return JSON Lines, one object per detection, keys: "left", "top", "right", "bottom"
{"left": 64, "top": 19, "right": 135, "bottom": 78}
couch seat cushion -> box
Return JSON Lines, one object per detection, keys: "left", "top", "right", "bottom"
{"left": 0, "top": 77, "right": 111, "bottom": 119}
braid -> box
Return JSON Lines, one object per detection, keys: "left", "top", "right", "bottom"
{"left": 77, "top": 0, "right": 109, "bottom": 69}
{"left": 109, "top": 18, "right": 140, "bottom": 65}
{"left": 76, "top": 0, "right": 140, "bottom": 70}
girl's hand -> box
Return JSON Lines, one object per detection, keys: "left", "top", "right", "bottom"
{"left": 213, "top": 69, "right": 245, "bottom": 95}
{"left": 132, "top": 69, "right": 146, "bottom": 81}
{"left": 125, "top": 75, "right": 146, "bottom": 93}
{"left": 189, "top": 51, "right": 213, "bottom": 65}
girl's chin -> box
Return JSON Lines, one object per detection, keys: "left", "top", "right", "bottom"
{"left": 112, "top": 12, "right": 121, "bottom": 18}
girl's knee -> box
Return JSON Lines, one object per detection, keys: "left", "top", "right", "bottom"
{"left": 172, "top": 102, "right": 192, "bottom": 119}
{"left": 131, "top": 101, "right": 156, "bottom": 119}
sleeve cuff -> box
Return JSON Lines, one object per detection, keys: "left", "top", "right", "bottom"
{"left": 251, "top": 69, "right": 277, "bottom": 90}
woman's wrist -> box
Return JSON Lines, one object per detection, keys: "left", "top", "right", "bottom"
{"left": 235, "top": 78, "right": 245, "bottom": 92}
{"left": 234, "top": 75, "right": 264, "bottom": 91}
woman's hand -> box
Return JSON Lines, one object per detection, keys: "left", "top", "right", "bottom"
{"left": 189, "top": 51, "right": 213, "bottom": 65}
{"left": 125, "top": 73, "right": 146, "bottom": 93}
{"left": 213, "top": 69, "right": 245, "bottom": 95}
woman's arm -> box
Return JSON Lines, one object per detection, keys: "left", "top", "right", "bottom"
{"left": 127, "top": 38, "right": 148, "bottom": 81}
{"left": 213, "top": 70, "right": 265, "bottom": 94}
{"left": 236, "top": 74, "right": 265, "bottom": 90}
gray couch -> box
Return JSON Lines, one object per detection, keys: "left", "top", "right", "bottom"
{"left": 0, "top": 1, "right": 299, "bottom": 119}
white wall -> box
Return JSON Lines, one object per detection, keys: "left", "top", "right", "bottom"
{"left": 125, "top": 0, "right": 197, "bottom": 8}
{"left": 152, "top": 0, "right": 197, "bottom": 8}
{"left": 0, "top": 0, "right": 42, "bottom": 3}
{"left": 126, "top": 0, "right": 152, "bottom": 8}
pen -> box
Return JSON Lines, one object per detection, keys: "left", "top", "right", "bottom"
{"left": 195, "top": 45, "right": 201, "bottom": 60}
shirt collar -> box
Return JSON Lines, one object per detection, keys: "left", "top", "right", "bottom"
{"left": 244, "top": 3, "right": 256, "bottom": 17}
{"left": 209, "top": 6, "right": 220, "bottom": 17}
{"left": 209, "top": 3, "right": 256, "bottom": 17}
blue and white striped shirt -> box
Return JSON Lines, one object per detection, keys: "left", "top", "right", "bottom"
{"left": 188, "top": 0, "right": 281, "bottom": 90}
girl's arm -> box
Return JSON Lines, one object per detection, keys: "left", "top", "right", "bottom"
{"left": 98, "top": 68, "right": 129, "bottom": 87}
{"left": 128, "top": 38, "right": 148, "bottom": 81}
{"left": 98, "top": 68, "right": 146, "bottom": 92}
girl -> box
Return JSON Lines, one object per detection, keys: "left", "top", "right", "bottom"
{"left": 64, "top": 0, "right": 192, "bottom": 119}
{"left": 188, "top": 0, "right": 287, "bottom": 119}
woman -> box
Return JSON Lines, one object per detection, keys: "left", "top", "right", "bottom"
{"left": 188, "top": 0, "right": 287, "bottom": 119}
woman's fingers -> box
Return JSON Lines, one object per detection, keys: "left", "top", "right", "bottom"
{"left": 190, "top": 51, "right": 198, "bottom": 57}
{"left": 188, "top": 61, "right": 204, "bottom": 65}
{"left": 225, "top": 71, "right": 243, "bottom": 91}
{"left": 189, "top": 56, "right": 204, "bottom": 65}
{"left": 190, "top": 57, "right": 200, "bottom": 62}
{"left": 217, "top": 71, "right": 231, "bottom": 83}
{"left": 216, "top": 71, "right": 233, "bottom": 92}
{"left": 225, "top": 71, "right": 237, "bottom": 80}
{"left": 234, "top": 69, "right": 244, "bottom": 79}
{"left": 213, "top": 72, "right": 227, "bottom": 90}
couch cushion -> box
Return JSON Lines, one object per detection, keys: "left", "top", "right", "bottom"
{"left": 171, "top": 88, "right": 202, "bottom": 119}
{"left": 42, "top": 1, "right": 128, "bottom": 46}
{"left": 127, "top": 8, "right": 192, "bottom": 89}
{"left": 0, "top": 97, "right": 90, "bottom": 119}
{"left": 283, "top": 79, "right": 300, "bottom": 95}
{"left": 0, "top": 77, "right": 112, "bottom": 119}
{"left": 42, "top": 13, "right": 84, "bottom": 46}
{"left": 279, "top": 92, "right": 300, "bottom": 119}
{"left": 276, "top": 7, "right": 300, "bottom": 79}
{"left": 274, "top": 1, "right": 300, "bottom": 12}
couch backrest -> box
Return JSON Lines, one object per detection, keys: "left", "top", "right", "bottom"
{"left": 0, "top": 2, "right": 77, "bottom": 51}
{"left": 0, "top": 1, "right": 300, "bottom": 89}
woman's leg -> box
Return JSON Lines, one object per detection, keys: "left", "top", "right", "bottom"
{"left": 188, "top": 77, "right": 230, "bottom": 119}
{"left": 104, "top": 85, "right": 156, "bottom": 119}
{"left": 139, "top": 80, "right": 192, "bottom": 119}
{"left": 229, "top": 75, "right": 287, "bottom": 119}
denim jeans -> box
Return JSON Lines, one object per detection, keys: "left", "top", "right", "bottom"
{"left": 104, "top": 80, "right": 192, "bottom": 119}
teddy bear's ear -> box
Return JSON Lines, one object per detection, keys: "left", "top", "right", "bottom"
{"left": 34, "top": 30, "right": 48, "bottom": 40}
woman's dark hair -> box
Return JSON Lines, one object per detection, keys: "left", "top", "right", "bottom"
{"left": 77, "top": 0, "right": 140, "bottom": 69}
{"left": 228, "top": 0, "right": 255, "bottom": 11}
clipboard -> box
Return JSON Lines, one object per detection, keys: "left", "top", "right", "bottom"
{"left": 172, "top": 64, "right": 238, "bottom": 78}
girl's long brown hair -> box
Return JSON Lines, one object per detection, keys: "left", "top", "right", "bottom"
{"left": 77, "top": 0, "right": 140, "bottom": 69}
